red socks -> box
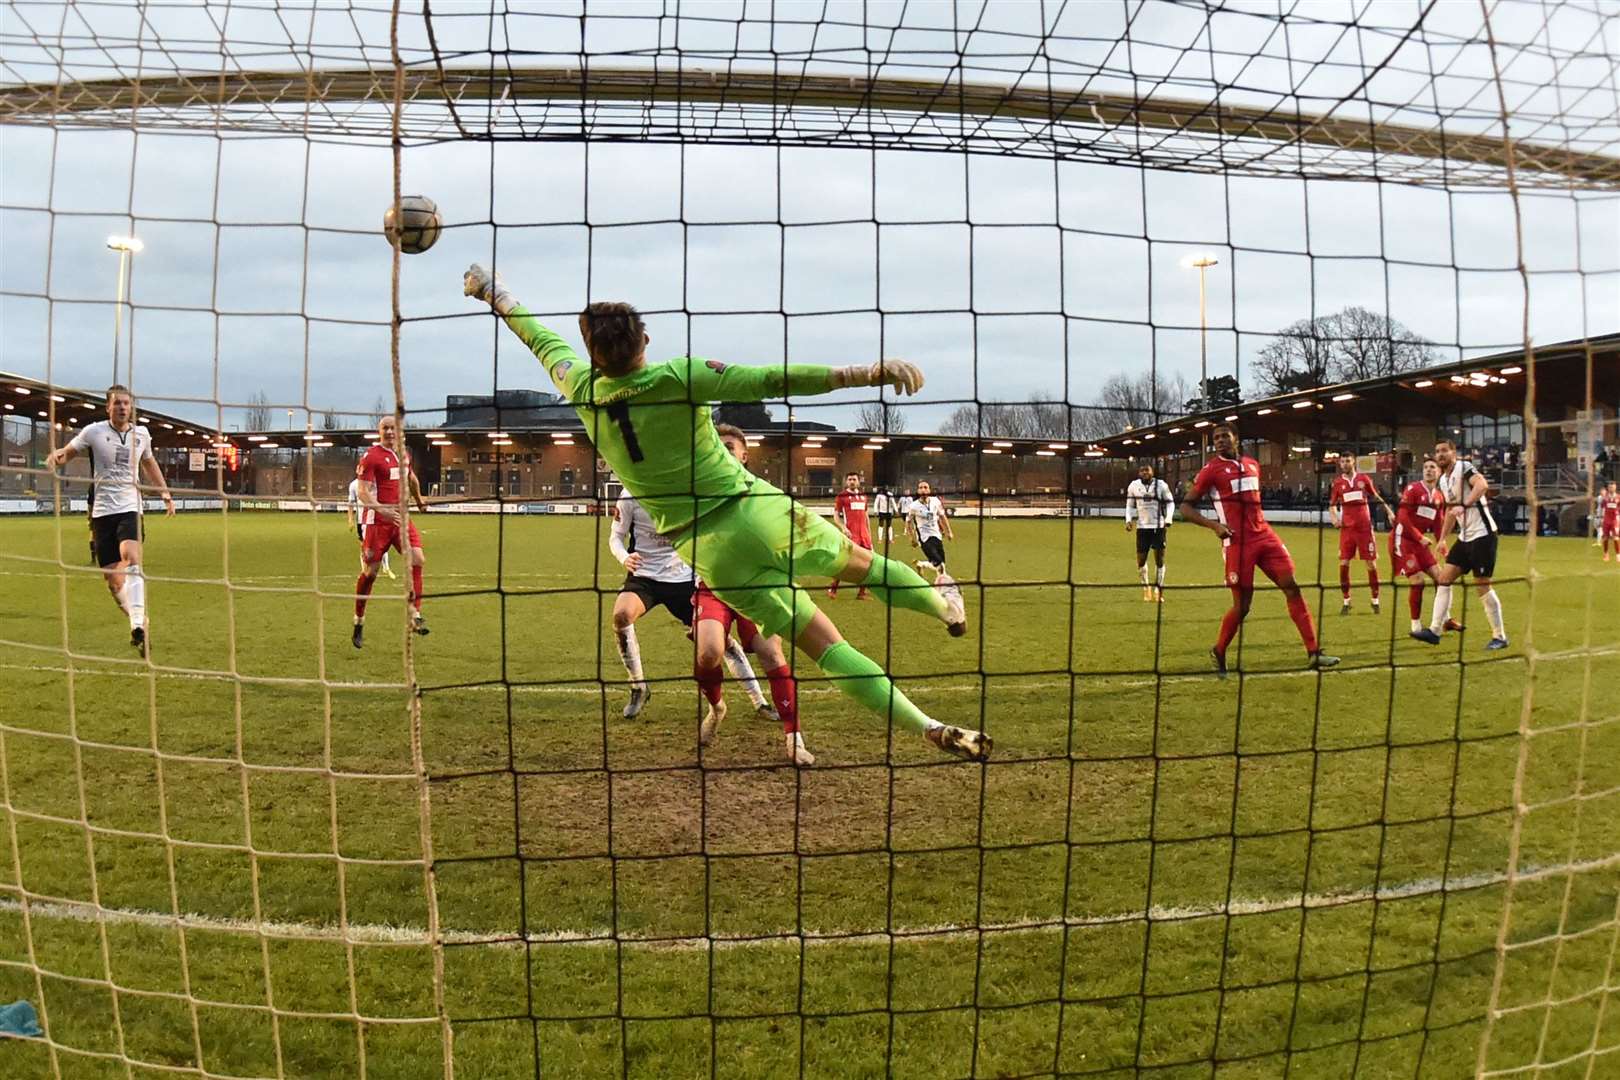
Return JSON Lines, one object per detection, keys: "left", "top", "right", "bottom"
{"left": 1368, "top": 567, "right": 1380, "bottom": 601}
{"left": 1286, "top": 593, "right": 1319, "bottom": 653}
{"left": 1408, "top": 579, "right": 1425, "bottom": 620}
{"left": 354, "top": 572, "right": 375, "bottom": 619}
{"left": 766, "top": 666, "right": 799, "bottom": 734}
{"left": 411, "top": 564, "right": 424, "bottom": 610}
{"left": 1215, "top": 600, "right": 1243, "bottom": 658}
{"left": 697, "top": 664, "right": 724, "bottom": 707}
{"left": 1339, "top": 564, "right": 1352, "bottom": 600}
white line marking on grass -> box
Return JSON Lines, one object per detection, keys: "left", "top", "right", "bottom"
{"left": 4, "top": 854, "right": 1615, "bottom": 951}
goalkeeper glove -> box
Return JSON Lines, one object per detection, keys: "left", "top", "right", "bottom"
{"left": 464, "top": 264, "right": 518, "bottom": 317}
{"left": 833, "top": 359, "right": 925, "bottom": 396}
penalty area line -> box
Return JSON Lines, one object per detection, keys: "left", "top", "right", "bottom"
{"left": 2, "top": 854, "right": 1614, "bottom": 952}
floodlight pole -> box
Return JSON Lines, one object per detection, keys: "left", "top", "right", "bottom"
{"left": 106, "top": 235, "right": 144, "bottom": 386}
{"left": 1183, "top": 253, "right": 1220, "bottom": 455}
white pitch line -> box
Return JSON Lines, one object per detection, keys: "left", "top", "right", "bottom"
{"left": 3, "top": 854, "right": 1615, "bottom": 952}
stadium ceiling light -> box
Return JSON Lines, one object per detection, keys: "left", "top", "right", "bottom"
{"left": 1413, "top": 379, "right": 1434, "bottom": 388}
{"left": 313, "top": 440, "right": 333, "bottom": 447}
{"left": 161, "top": 423, "right": 173, "bottom": 429}
{"left": 12, "top": 386, "right": 29, "bottom": 394}
{"left": 1291, "top": 445, "right": 1312, "bottom": 452}
{"left": 1256, "top": 408, "right": 1274, "bottom": 416}
{"left": 869, "top": 436, "right": 890, "bottom": 443}
{"left": 861, "top": 443, "right": 883, "bottom": 450}
{"left": 1224, "top": 414, "right": 1239, "bottom": 422}
{"left": 1500, "top": 365, "right": 1522, "bottom": 375}
{"left": 247, "top": 435, "right": 268, "bottom": 442}
{"left": 182, "top": 428, "right": 195, "bottom": 434}
{"left": 1291, "top": 400, "right": 1313, "bottom": 409}
{"left": 1120, "top": 438, "right": 1134, "bottom": 445}
{"left": 1193, "top": 420, "right": 1210, "bottom": 428}
{"left": 2, "top": 403, "right": 11, "bottom": 410}
{"left": 992, "top": 441, "right": 1013, "bottom": 447}
{"left": 1143, "top": 433, "right": 1156, "bottom": 440}
{"left": 982, "top": 448, "right": 1002, "bottom": 454}
{"left": 1036, "top": 450, "right": 1057, "bottom": 457}
{"left": 1167, "top": 427, "right": 1182, "bottom": 434}
{"left": 1083, "top": 449, "right": 1104, "bottom": 457}
{"left": 37, "top": 410, "right": 46, "bottom": 417}
{"left": 922, "top": 445, "right": 944, "bottom": 452}
{"left": 258, "top": 442, "right": 279, "bottom": 449}
{"left": 50, "top": 394, "right": 65, "bottom": 402}
{"left": 1048, "top": 442, "right": 1068, "bottom": 450}
{"left": 1331, "top": 393, "right": 1355, "bottom": 402}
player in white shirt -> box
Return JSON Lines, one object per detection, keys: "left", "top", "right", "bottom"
{"left": 46, "top": 384, "right": 175, "bottom": 655}
{"left": 872, "top": 488, "right": 894, "bottom": 544}
{"left": 345, "top": 477, "right": 394, "bottom": 578}
{"left": 1413, "top": 439, "right": 1508, "bottom": 650}
{"left": 906, "top": 480, "right": 954, "bottom": 573}
{"left": 1124, "top": 462, "right": 1174, "bottom": 602}
{"left": 609, "top": 491, "right": 774, "bottom": 721}
{"left": 897, "top": 489, "right": 914, "bottom": 522}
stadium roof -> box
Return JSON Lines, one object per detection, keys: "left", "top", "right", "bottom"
{"left": 1090, "top": 334, "right": 1620, "bottom": 458}
{"left": 0, "top": 372, "right": 214, "bottom": 445}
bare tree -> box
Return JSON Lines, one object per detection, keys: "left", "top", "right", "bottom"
{"left": 369, "top": 395, "right": 388, "bottom": 426}
{"left": 1253, "top": 306, "right": 1437, "bottom": 395}
{"left": 855, "top": 402, "right": 906, "bottom": 434}
{"left": 244, "top": 390, "right": 273, "bottom": 431}
{"left": 1089, "top": 371, "right": 1191, "bottom": 433}
{"left": 936, "top": 393, "right": 1073, "bottom": 440}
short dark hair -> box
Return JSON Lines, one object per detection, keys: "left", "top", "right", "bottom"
{"left": 105, "top": 383, "right": 132, "bottom": 402}
{"left": 1212, "top": 422, "right": 1236, "bottom": 437}
{"left": 581, "top": 301, "right": 646, "bottom": 377}
{"left": 713, "top": 422, "right": 746, "bottom": 443}
{"left": 846, "top": 471, "right": 860, "bottom": 480}
{"left": 1435, "top": 438, "right": 1457, "bottom": 451}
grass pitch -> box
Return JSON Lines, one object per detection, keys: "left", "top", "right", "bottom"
{"left": 0, "top": 510, "right": 1616, "bottom": 1079}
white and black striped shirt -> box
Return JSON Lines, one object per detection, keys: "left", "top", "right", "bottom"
{"left": 1439, "top": 458, "right": 1497, "bottom": 542}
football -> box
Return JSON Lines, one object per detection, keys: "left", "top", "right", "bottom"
{"left": 382, "top": 195, "right": 441, "bottom": 254}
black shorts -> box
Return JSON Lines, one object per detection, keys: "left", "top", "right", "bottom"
{"left": 1447, "top": 533, "right": 1499, "bottom": 578}
{"left": 92, "top": 511, "right": 142, "bottom": 568}
{"left": 1135, "top": 527, "right": 1167, "bottom": 556}
{"left": 920, "top": 536, "right": 947, "bottom": 567}
{"left": 877, "top": 512, "right": 893, "bottom": 526}
{"left": 621, "top": 574, "right": 695, "bottom": 626}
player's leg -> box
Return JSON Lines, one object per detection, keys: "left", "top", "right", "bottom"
{"left": 352, "top": 524, "right": 388, "bottom": 649}
{"left": 117, "top": 523, "right": 148, "bottom": 653}
{"left": 1426, "top": 557, "right": 1464, "bottom": 638}
{"left": 692, "top": 612, "right": 731, "bottom": 746}
{"left": 1152, "top": 533, "right": 1167, "bottom": 601}
{"left": 1337, "top": 529, "right": 1355, "bottom": 611}
{"left": 1211, "top": 584, "right": 1251, "bottom": 677}
{"left": 1473, "top": 536, "right": 1507, "bottom": 647}
{"left": 854, "top": 533, "right": 873, "bottom": 599}
{"left": 403, "top": 523, "right": 427, "bottom": 634}
{"left": 747, "top": 629, "right": 811, "bottom": 765}
{"left": 836, "top": 533, "right": 963, "bottom": 633}
{"left": 611, "top": 586, "right": 652, "bottom": 717}
{"left": 94, "top": 516, "right": 130, "bottom": 617}
{"left": 1265, "top": 543, "right": 1336, "bottom": 667}
{"left": 1361, "top": 533, "right": 1381, "bottom": 613}
{"left": 1135, "top": 536, "right": 1151, "bottom": 601}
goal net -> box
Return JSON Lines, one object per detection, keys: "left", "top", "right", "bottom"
{"left": 0, "top": 2, "right": 1616, "bottom": 1078}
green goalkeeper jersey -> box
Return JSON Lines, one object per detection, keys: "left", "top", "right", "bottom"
{"left": 503, "top": 306, "right": 838, "bottom": 534}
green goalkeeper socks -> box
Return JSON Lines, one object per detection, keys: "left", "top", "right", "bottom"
{"left": 859, "top": 554, "right": 948, "bottom": 621}
{"left": 816, "top": 641, "right": 933, "bottom": 734}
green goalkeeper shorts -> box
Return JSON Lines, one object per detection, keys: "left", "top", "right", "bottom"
{"left": 670, "top": 480, "right": 851, "bottom": 641}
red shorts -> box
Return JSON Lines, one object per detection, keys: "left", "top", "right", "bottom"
{"left": 848, "top": 527, "right": 872, "bottom": 550}
{"left": 1338, "top": 524, "right": 1376, "bottom": 562}
{"left": 693, "top": 583, "right": 761, "bottom": 650}
{"left": 363, "top": 519, "right": 421, "bottom": 563}
{"left": 1603, "top": 516, "right": 1619, "bottom": 539}
{"left": 1390, "top": 530, "right": 1436, "bottom": 577}
{"left": 1223, "top": 529, "right": 1295, "bottom": 591}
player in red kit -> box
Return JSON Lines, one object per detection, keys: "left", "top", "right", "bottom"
{"left": 1329, "top": 454, "right": 1394, "bottom": 615}
{"left": 1179, "top": 424, "right": 1339, "bottom": 676}
{"left": 1390, "top": 457, "right": 1452, "bottom": 638}
{"left": 695, "top": 424, "right": 812, "bottom": 765}
{"left": 1599, "top": 482, "right": 1620, "bottom": 562}
{"left": 828, "top": 471, "right": 873, "bottom": 599}
{"left": 353, "top": 414, "right": 429, "bottom": 649}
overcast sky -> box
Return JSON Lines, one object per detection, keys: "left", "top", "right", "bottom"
{"left": 1, "top": 0, "right": 1615, "bottom": 434}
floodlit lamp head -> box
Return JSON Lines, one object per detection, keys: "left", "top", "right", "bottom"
{"left": 106, "top": 235, "right": 145, "bottom": 253}
{"left": 1179, "top": 252, "right": 1220, "bottom": 270}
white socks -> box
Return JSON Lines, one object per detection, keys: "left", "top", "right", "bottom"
{"left": 724, "top": 639, "right": 767, "bottom": 708}
{"left": 1138, "top": 565, "right": 1150, "bottom": 586}
{"left": 1156, "top": 564, "right": 1167, "bottom": 588}
{"left": 1482, "top": 589, "right": 1505, "bottom": 639}
{"left": 616, "top": 624, "right": 645, "bottom": 687}
{"left": 1430, "top": 584, "right": 1454, "bottom": 632}
{"left": 123, "top": 564, "right": 146, "bottom": 630}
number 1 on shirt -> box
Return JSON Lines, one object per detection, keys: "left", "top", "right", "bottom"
{"left": 606, "top": 402, "right": 644, "bottom": 463}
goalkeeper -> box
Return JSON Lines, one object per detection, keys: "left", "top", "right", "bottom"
{"left": 465, "top": 266, "right": 989, "bottom": 762}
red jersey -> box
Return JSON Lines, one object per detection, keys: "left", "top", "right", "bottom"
{"left": 1395, "top": 480, "right": 1443, "bottom": 542}
{"left": 1330, "top": 471, "right": 1379, "bottom": 531}
{"left": 1190, "top": 455, "right": 1269, "bottom": 540}
{"left": 358, "top": 443, "right": 410, "bottom": 506}
{"left": 834, "top": 490, "right": 870, "bottom": 534}
{"left": 1602, "top": 493, "right": 1620, "bottom": 523}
